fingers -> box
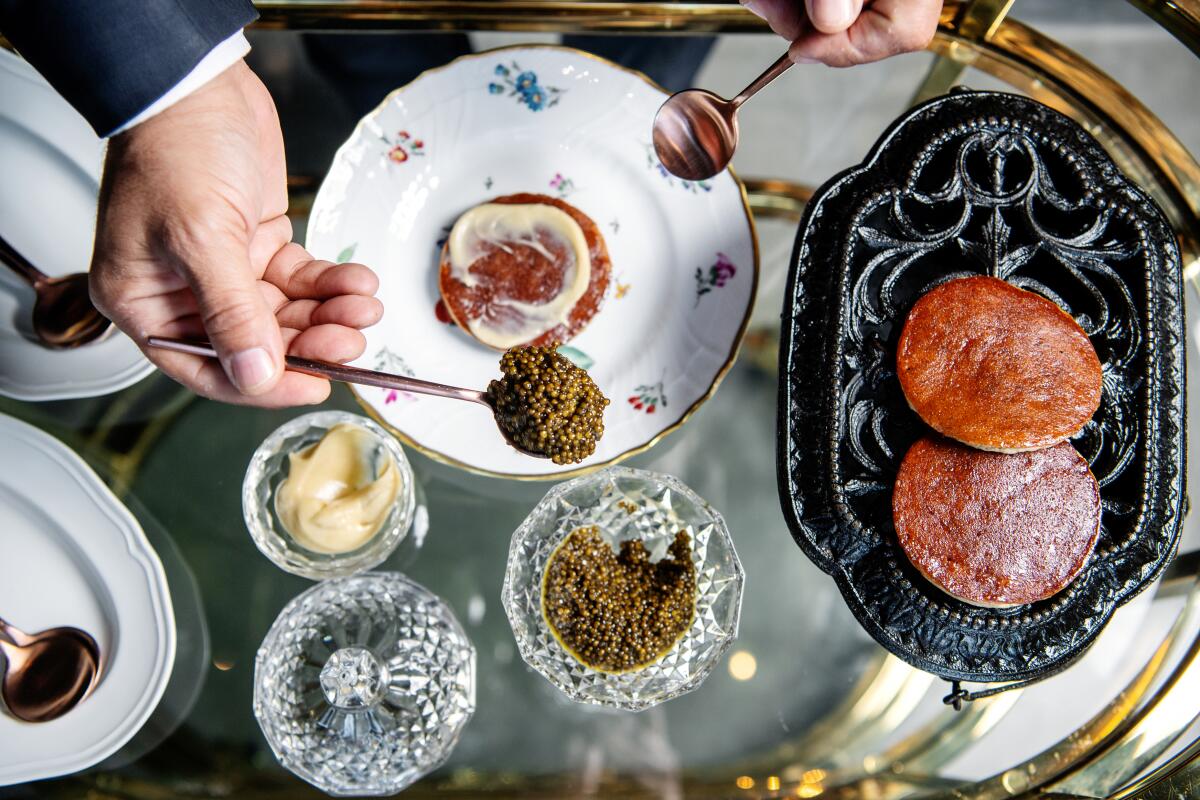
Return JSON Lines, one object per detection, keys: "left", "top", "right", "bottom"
{"left": 790, "top": 0, "right": 941, "bottom": 66}
{"left": 180, "top": 223, "right": 286, "bottom": 396}
{"left": 263, "top": 241, "right": 380, "bottom": 300}
{"left": 741, "top": 0, "right": 806, "bottom": 40}
{"left": 216, "top": 321, "right": 370, "bottom": 407}
{"left": 178, "top": 324, "right": 367, "bottom": 407}
{"left": 805, "top": 0, "right": 863, "bottom": 34}
{"left": 274, "top": 295, "right": 384, "bottom": 331}
{"left": 137, "top": 341, "right": 330, "bottom": 407}
{"left": 286, "top": 324, "right": 368, "bottom": 363}
{"left": 248, "top": 215, "right": 294, "bottom": 271}
{"left": 742, "top": 0, "right": 940, "bottom": 68}
{"left": 136, "top": 318, "right": 366, "bottom": 407}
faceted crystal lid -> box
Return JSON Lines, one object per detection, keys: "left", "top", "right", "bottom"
{"left": 254, "top": 572, "right": 475, "bottom": 796}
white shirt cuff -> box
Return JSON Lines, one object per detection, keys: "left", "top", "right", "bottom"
{"left": 108, "top": 31, "right": 251, "bottom": 136}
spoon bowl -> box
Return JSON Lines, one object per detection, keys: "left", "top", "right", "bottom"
{"left": 651, "top": 53, "right": 794, "bottom": 182}
{"left": 0, "top": 618, "right": 101, "bottom": 723}
{"left": 31, "top": 272, "right": 113, "bottom": 349}
{"left": 0, "top": 234, "right": 113, "bottom": 350}
{"left": 652, "top": 90, "right": 739, "bottom": 182}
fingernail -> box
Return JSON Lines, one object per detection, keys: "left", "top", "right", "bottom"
{"left": 792, "top": 55, "right": 820, "bottom": 64}
{"left": 810, "top": 0, "right": 856, "bottom": 31}
{"left": 227, "top": 347, "right": 277, "bottom": 393}
{"left": 741, "top": 0, "right": 763, "bottom": 16}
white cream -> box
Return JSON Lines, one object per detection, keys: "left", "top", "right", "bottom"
{"left": 447, "top": 203, "right": 591, "bottom": 349}
{"left": 274, "top": 423, "right": 401, "bottom": 554}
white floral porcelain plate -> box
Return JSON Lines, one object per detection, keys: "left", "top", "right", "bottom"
{"left": 0, "top": 414, "right": 175, "bottom": 785}
{"left": 0, "top": 49, "right": 155, "bottom": 401}
{"left": 306, "top": 46, "right": 758, "bottom": 479}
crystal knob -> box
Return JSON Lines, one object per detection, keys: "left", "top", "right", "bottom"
{"left": 320, "top": 646, "right": 388, "bottom": 709}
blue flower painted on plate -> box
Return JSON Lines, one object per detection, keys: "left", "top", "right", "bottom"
{"left": 525, "top": 88, "right": 547, "bottom": 111}
{"left": 435, "top": 223, "right": 452, "bottom": 251}
{"left": 515, "top": 71, "right": 537, "bottom": 92}
{"left": 490, "top": 60, "right": 564, "bottom": 111}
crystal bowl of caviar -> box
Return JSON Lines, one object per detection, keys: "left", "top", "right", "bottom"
{"left": 254, "top": 572, "right": 476, "bottom": 796}
{"left": 502, "top": 466, "right": 744, "bottom": 711}
{"left": 243, "top": 410, "right": 418, "bottom": 580}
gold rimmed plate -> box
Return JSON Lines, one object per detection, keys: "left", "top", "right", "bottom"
{"left": 306, "top": 45, "right": 758, "bottom": 479}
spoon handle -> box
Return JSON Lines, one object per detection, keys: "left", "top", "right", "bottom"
{"left": 0, "top": 234, "right": 50, "bottom": 287}
{"left": 147, "top": 336, "right": 492, "bottom": 407}
{"left": 731, "top": 52, "right": 794, "bottom": 108}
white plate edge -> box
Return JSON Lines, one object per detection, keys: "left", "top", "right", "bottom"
{"left": 0, "top": 414, "right": 176, "bottom": 784}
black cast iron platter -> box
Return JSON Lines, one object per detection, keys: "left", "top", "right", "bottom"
{"left": 776, "top": 89, "right": 1186, "bottom": 684}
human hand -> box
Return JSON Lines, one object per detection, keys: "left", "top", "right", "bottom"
{"left": 90, "top": 60, "right": 382, "bottom": 407}
{"left": 742, "top": 0, "right": 942, "bottom": 67}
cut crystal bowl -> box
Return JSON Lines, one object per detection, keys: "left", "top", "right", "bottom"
{"left": 254, "top": 572, "right": 475, "bottom": 795}
{"left": 502, "top": 466, "right": 744, "bottom": 711}
{"left": 243, "top": 410, "right": 416, "bottom": 579}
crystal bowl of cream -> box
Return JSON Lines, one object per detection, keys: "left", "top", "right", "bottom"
{"left": 243, "top": 411, "right": 416, "bottom": 579}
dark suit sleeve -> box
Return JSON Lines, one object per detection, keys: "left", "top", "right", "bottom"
{"left": 0, "top": 0, "right": 258, "bottom": 137}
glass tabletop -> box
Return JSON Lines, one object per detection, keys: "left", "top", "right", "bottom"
{"left": 4, "top": 4, "right": 1200, "bottom": 798}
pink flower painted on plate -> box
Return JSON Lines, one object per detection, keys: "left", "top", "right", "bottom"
{"left": 694, "top": 252, "right": 737, "bottom": 306}
{"left": 549, "top": 172, "right": 577, "bottom": 198}
{"left": 373, "top": 346, "right": 418, "bottom": 403}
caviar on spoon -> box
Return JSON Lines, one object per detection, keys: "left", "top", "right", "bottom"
{"left": 146, "top": 338, "right": 609, "bottom": 464}
{"left": 488, "top": 346, "right": 609, "bottom": 465}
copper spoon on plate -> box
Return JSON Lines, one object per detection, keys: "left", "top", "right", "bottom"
{"left": 0, "top": 233, "right": 113, "bottom": 349}
{"left": 0, "top": 616, "right": 101, "bottom": 722}
{"left": 146, "top": 336, "right": 550, "bottom": 458}
{"left": 652, "top": 52, "right": 794, "bottom": 182}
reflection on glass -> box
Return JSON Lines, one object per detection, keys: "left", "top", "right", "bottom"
{"left": 254, "top": 572, "right": 475, "bottom": 795}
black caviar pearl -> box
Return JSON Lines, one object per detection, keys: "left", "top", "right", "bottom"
{"left": 488, "top": 346, "right": 610, "bottom": 464}
{"left": 542, "top": 526, "right": 696, "bottom": 673}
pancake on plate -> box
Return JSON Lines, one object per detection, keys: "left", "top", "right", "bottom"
{"left": 439, "top": 193, "right": 611, "bottom": 350}
{"left": 892, "top": 435, "right": 1101, "bottom": 608}
{"left": 896, "top": 275, "right": 1102, "bottom": 453}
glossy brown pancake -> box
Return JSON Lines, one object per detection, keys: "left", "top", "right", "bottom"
{"left": 896, "top": 275, "right": 1102, "bottom": 453}
{"left": 893, "top": 436, "right": 1101, "bottom": 608}
{"left": 439, "top": 193, "right": 611, "bottom": 349}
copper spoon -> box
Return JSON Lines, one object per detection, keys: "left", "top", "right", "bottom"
{"left": 0, "top": 233, "right": 113, "bottom": 349}
{"left": 0, "top": 616, "right": 101, "bottom": 722}
{"left": 145, "top": 336, "right": 550, "bottom": 458}
{"left": 652, "top": 52, "right": 794, "bottom": 182}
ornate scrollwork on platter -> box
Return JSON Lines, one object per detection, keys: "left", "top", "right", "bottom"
{"left": 778, "top": 90, "right": 1185, "bottom": 683}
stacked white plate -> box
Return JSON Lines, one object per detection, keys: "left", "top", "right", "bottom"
{"left": 0, "top": 414, "right": 174, "bottom": 784}
{"left": 0, "top": 49, "right": 154, "bottom": 400}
